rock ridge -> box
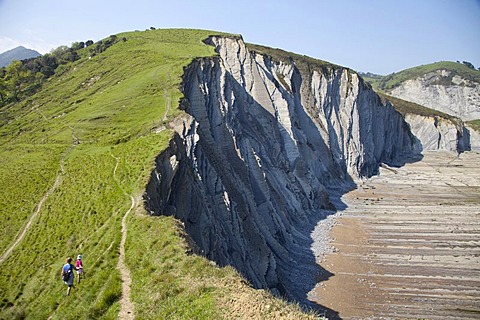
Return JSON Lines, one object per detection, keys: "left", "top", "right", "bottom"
{"left": 143, "top": 36, "right": 424, "bottom": 305}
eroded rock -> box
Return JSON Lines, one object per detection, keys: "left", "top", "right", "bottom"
{"left": 143, "top": 36, "right": 421, "bottom": 303}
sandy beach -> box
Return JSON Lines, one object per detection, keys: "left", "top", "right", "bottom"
{"left": 309, "top": 151, "right": 480, "bottom": 319}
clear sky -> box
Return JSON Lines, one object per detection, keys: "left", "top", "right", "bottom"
{"left": 0, "top": 0, "right": 479, "bottom": 74}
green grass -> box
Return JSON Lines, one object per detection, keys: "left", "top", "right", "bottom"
{"left": 467, "top": 119, "right": 480, "bottom": 132}
{"left": 126, "top": 213, "right": 221, "bottom": 319}
{"left": 377, "top": 92, "right": 460, "bottom": 124}
{"left": 0, "top": 144, "right": 62, "bottom": 253}
{"left": 247, "top": 42, "right": 344, "bottom": 74}
{"left": 0, "top": 28, "right": 220, "bottom": 319}
{"left": 363, "top": 61, "right": 480, "bottom": 91}
{"left": 0, "top": 28, "right": 322, "bottom": 319}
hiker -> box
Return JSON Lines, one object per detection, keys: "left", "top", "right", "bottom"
{"left": 75, "top": 254, "right": 85, "bottom": 283}
{"left": 61, "top": 257, "right": 76, "bottom": 295}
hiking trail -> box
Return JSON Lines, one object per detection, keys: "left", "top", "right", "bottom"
{"left": 112, "top": 155, "right": 135, "bottom": 320}
{"left": 162, "top": 89, "right": 171, "bottom": 122}
{"left": 0, "top": 124, "right": 78, "bottom": 264}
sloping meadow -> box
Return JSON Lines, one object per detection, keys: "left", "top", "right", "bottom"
{"left": 0, "top": 29, "right": 319, "bottom": 319}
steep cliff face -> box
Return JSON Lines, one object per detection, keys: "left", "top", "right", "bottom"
{"left": 466, "top": 125, "right": 480, "bottom": 152}
{"left": 144, "top": 36, "right": 419, "bottom": 302}
{"left": 403, "top": 114, "right": 470, "bottom": 152}
{"left": 388, "top": 70, "right": 480, "bottom": 121}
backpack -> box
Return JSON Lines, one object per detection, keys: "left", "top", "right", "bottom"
{"left": 62, "top": 264, "right": 73, "bottom": 282}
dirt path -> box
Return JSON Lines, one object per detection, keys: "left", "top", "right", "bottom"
{"left": 0, "top": 124, "right": 78, "bottom": 264}
{"left": 162, "top": 89, "right": 171, "bottom": 122}
{"left": 309, "top": 151, "right": 480, "bottom": 319}
{"left": 112, "top": 156, "right": 135, "bottom": 320}
{"left": 0, "top": 169, "right": 63, "bottom": 264}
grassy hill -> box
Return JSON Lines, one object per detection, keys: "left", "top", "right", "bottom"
{"left": 363, "top": 61, "right": 480, "bottom": 91}
{"left": 0, "top": 29, "right": 318, "bottom": 319}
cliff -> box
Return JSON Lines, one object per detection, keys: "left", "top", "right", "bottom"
{"left": 376, "top": 93, "right": 472, "bottom": 153}
{"left": 143, "top": 36, "right": 419, "bottom": 303}
{"left": 404, "top": 114, "right": 470, "bottom": 152}
{"left": 372, "top": 63, "right": 480, "bottom": 121}
{"left": 0, "top": 29, "right": 328, "bottom": 319}
{"left": 389, "top": 71, "right": 480, "bottom": 121}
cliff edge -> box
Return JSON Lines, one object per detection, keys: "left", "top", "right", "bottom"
{"left": 144, "top": 36, "right": 420, "bottom": 305}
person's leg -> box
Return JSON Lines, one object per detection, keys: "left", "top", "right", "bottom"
{"left": 67, "top": 285, "right": 72, "bottom": 295}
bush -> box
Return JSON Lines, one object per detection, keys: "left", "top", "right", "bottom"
{"left": 72, "top": 41, "right": 85, "bottom": 50}
{"left": 90, "top": 35, "right": 119, "bottom": 55}
{"left": 463, "top": 61, "right": 475, "bottom": 69}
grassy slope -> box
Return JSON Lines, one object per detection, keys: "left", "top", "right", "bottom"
{"left": 0, "top": 29, "right": 318, "bottom": 319}
{"left": 467, "top": 119, "right": 480, "bottom": 132}
{"left": 377, "top": 92, "right": 460, "bottom": 124}
{"left": 364, "top": 61, "right": 480, "bottom": 91}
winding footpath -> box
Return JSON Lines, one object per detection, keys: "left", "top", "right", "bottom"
{"left": 0, "top": 167, "right": 63, "bottom": 264}
{"left": 112, "top": 156, "right": 135, "bottom": 320}
{"left": 0, "top": 124, "right": 78, "bottom": 264}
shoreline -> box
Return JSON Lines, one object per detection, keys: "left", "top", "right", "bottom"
{"left": 308, "top": 151, "right": 480, "bottom": 319}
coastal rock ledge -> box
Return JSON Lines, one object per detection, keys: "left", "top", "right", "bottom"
{"left": 143, "top": 36, "right": 450, "bottom": 305}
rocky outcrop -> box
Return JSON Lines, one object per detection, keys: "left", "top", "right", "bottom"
{"left": 466, "top": 125, "right": 480, "bottom": 152}
{"left": 143, "top": 36, "right": 419, "bottom": 303}
{"left": 388, "top": 70, "right": 480, "bottom": 121}
{"left": 404, "top": 114, "right": 470, "bottom": 153}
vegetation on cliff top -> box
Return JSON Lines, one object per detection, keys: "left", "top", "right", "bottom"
{"left": 467, "top": 119, "right": 480, "bottom": 132}
{"left": 247, "top": 43, "right": 345, "bottom": 74}
{"left": 0, "top": 29, "right": 319, "bottom": 319}
{"left": 377, "top": 92, "right": 460, "bottom": 124}
{"left": 363, "top": 61, "right": 480, "bottom": 91}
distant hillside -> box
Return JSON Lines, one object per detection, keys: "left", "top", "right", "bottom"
{"left": 364, "top": 61, "right": 480, "bottom": 91}
{"left": 362, "top": 61, "right": 480, "bottom": 121}
{"left": 0, "top": 46, "right": 41, "bottom": 67}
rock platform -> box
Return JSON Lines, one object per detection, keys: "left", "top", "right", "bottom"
{"left": 310, "top": 151, "right": 480, "bottom": 319}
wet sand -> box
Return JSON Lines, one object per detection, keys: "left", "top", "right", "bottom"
{"left": 310, "top": 151, "right": 480, "bottom": 319}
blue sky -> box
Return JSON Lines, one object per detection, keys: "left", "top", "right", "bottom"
{"left": 0, "top": 0, "right": 479, "bottom": 74}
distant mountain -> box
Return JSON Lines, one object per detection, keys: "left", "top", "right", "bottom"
{"left": 0, "top": 46, "right": 41, "bottom": 67}
{"left": 362, "top": 61, "right": 480, "bottom": 121}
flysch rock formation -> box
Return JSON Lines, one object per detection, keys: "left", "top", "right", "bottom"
{"left": 466, "top": 124, "right": 480, "bottom": 151}
{"left": 143, "top": 36, "right": 424, "bottom": 306}
{"left": 388, "top": 70, "right": 480, "bottom": 121}
{"left": 403, "top": 114, "right": 470, "bottom": 153}
{"left": 142, "top": 36, "right": 480, "bottom": 312}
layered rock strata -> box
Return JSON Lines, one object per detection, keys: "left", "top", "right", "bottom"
{"left": 144, "top": 36, "right": 419, "bottom": 302}
{"left": 403, "top": 114, "right": 470, "bottom": 152}
{"left": 388, "top": 70, "right": 480, "bottom": 121}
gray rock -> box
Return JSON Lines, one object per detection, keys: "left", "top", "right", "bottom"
{"left": 404, "top": 114, "right": 469, "bottom": 152}
{"left": 143, "top": 36, "right": 420, "bottom": 304}
{"left": 388, "top": 70, "right": 480, "bottom": 121}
